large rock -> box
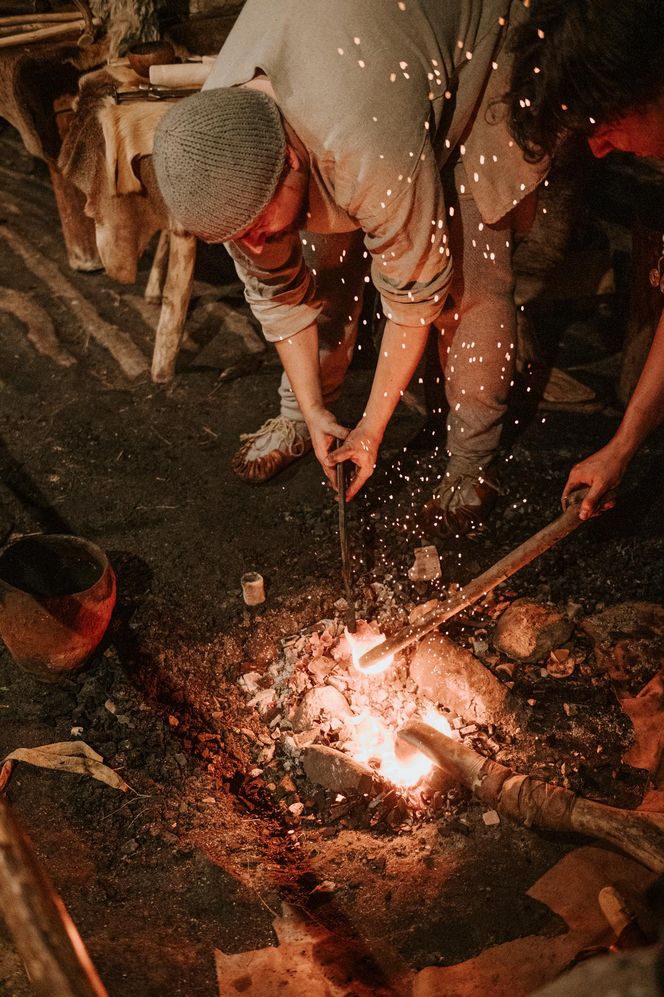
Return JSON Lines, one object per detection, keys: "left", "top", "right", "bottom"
{"left": 493, "top": 599, "right": 573, "bottom": 662}
{"left": 410, "top": 634, "right": 512, "bottom": 727}
{"left": 580, "top": 601, "right": 664, "bottom": 679}
{"left": 301, "top": 745, "right": 378, "bottom": 795}
{"left": 580, "top": 602, "right": 664, "bottom": 645}
{"left": 291, "top": 685, "right": 353, "bottom": 733}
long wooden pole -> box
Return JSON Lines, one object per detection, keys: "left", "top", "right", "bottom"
{"left": 0, "top": 20, "right": 85, "bottom": 49}
{"left": 358, "top": 490, "right": 587, "bottom": 672}
{"left": 0, "top": 797, "right": 108, "bottom": 997}
{"left": 0, "top": 13, "right": 84, "bottom": 27}
{"left": 397, "top": 721, "right": 664, "bottom": 873}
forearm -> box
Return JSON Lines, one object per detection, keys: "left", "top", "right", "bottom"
{"left": 359, "top": 319, "right": 430, "bottom": 437}
{"left": 612, "top": 309, "right": 664, "bottom": 458}
{"left": 273, "top": 324, "right": 323, "bottom": 419}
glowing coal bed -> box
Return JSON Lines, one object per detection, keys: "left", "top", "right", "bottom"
{"left": 237, "top": 615, "right": 460, "bottom": 830}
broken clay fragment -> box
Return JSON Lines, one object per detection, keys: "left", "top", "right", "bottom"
{"left": 241, "top": 571, "right": 265, "bottom": 606}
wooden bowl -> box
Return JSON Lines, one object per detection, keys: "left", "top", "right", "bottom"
{"left": 127, "top": 41, "right": 176, "bottom": 79}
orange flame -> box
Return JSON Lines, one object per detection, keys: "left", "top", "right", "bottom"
{"left": 345, "top": 707, "right": 451, "bottom": 788}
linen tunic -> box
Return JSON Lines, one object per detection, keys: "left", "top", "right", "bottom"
{"left": 204, "top": 0, "right": 546, "bottom": 342}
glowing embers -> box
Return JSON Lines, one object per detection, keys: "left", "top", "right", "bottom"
{"left": 345, "top": 705, "right": 451, "bottom": 788}
{"left": 344, "top": 619, "right": 393, "bottom": 674}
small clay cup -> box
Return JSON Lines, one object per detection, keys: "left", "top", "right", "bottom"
{"left": 127, "top": 40, "right": 176, "bottom": 79}
{"left": 0, "top": 534, "right": 116, "bottom": 682}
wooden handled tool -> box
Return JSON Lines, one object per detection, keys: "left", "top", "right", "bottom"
{"left": 359, "top": 489, "right": 588, "bottom": 671}
{"left": 397, "top": 721, "right": 664, "bottom": 873}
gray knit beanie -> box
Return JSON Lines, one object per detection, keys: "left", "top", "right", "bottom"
{"left": 153, "top": 87, "right": 287, "bottom": 242}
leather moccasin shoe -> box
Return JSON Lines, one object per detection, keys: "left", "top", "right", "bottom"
{"left": 420, "top": 461, "right": 500, "bottom": 537}
{"left": 231, "top": 415, "right": 312, "bottom": 483}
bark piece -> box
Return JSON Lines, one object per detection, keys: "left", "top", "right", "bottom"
{"left": 410, "top": 633, "right": 512, "bottom": 727}
{"left": 493, "top": 599, "right": 573, "bottom": 662}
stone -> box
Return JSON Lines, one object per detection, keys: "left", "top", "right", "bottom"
{"left": 291, "top": 685, "right": 353, "bottom": 733}
{"left": 410, "top": 634, "right": 513, "bottom": 727}
{"left": 301, "top": 745, "right": 377, "bottom": 795}
{"left": 482, "top": 809, "right": 500, "bottom": 826}
{"left": 248, "top": 688, "right": 278, "bottom": 717}
{"left": 581, "top": 601, "right": 664, "bottom": 645}
{"left": 493, "top": 599, "right": 573, "bottom": 662}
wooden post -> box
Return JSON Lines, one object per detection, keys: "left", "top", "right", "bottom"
{"left": 0, "top": 796, "right": 108, "bottom": 997}
{"left": 150, "top": 229, "right": 196, "bottom": 384}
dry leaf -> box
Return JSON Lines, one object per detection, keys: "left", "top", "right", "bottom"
{"left": 1, "top": 741, "right": 129, "bottom": 793}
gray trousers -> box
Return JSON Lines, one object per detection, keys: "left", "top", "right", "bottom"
{"left": 279, "top": 166, "right": 516, "bottom": 470}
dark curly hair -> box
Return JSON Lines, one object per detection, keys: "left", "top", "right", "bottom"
{"left": 506, "top": 0, "right": 664, "bottom": 162}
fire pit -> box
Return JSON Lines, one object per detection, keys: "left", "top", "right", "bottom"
{"left": 236, "top": 611, "right": 482, "bottom": 831}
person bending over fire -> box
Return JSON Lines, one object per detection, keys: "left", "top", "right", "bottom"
{"left": 502, "top": 0, "right": 664, "bottom": 520}
{"left": 153, "top": 0, "right": 663, "bottom": 534}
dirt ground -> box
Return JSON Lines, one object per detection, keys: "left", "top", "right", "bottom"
{"left": 1, "top": 122, "right": 664, "bottom": 996}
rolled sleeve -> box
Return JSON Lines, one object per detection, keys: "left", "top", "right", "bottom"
{"left": 361, "top": 151, "right": 453, "bottom": 328}
{"left": 226, "top": 233, "right": 322, "bottom": 342}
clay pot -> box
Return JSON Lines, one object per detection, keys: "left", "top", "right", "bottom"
{"left": 0, "top": 534, "right": 116, "bottom": 682}
{"left": 127, "top": 40, "right": 176, "bottom": 79}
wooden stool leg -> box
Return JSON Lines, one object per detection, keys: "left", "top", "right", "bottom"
{"left": 144, "top": 230, "right": 170, "bottom": 305}
{"left": 150, "top": 230, "right": 196, "bottom": 384}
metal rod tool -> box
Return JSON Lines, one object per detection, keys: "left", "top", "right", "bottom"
{"left": 335, "top": 442, "right": 356, "bottom": 633}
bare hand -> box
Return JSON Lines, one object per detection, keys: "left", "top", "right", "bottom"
{"left": 304, "top": 406, "right": 348, "bottom": 488}
{"left": 562, "top": 443, "right": 628, "bottom": 520}
{"left": 326, "top": 423, "right": 381, "bottom": 500}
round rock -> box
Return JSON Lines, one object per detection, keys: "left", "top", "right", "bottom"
{"left": 493, "top": 599, "right": 573, "bottom": 662}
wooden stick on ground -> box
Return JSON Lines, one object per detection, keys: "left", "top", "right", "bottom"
{"left": 0, "top": 225, "right": 148, "bottom": 380}
{"left": 397, "top": 721, "right": 664, "bottom": 874}
{"left": 0, "top": 796, "right": 108, "bottom": 997}
{"left": 358, "top": 489, "right": 588, "bottom": 672}
{"left": 0, "top": 20, "right": 85, "bottom": 48}
{"left": 0, "top": 13, "right": 85, "bottom": 26}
